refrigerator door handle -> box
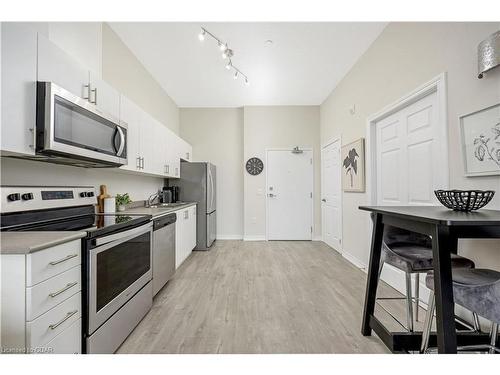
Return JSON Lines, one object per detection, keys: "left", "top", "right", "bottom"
{"left": 208, "top": 166, "right": 215, "bottom": 212}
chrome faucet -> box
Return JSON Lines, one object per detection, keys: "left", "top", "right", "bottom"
{"left": 145, "top": 190, "right": 160, "bottom": 208}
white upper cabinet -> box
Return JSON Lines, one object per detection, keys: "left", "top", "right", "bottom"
{"left": 37, "top": 33, "right": 90, "bottom": 99}
{"left": 1, "top": 23, "right": 38, "bottom": 156}
{"left": 89, "top": 71, "right": 120, "bottom": 120}
{"left": 164, "top": 127, "right": 181, "bottom": 178}
{"left": 119, "top": 95, "right": 141, "bottom": 172}
{"left": 119, "top": 94, "right": 190, "bottom": 179}
{"left": 178, "top": 138, "right": 192, "bottom": 162}
{"left": 47, "top": 22, "right": 102, "bottom": 77}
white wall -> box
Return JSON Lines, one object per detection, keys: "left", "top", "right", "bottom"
{"left": 320, "top": 22, "right": 500, "bottom": 270}
{"left": 0, "top": 158, "right": 163, "bottom": 201}
{"left": 180, "top": 108, "right": 244, "bottom": 239}
{"left": 243, "top": 106, "right": 321, "bottom": 240}
{"left": 102, "top": 24, "right": 179, "bottom": 135}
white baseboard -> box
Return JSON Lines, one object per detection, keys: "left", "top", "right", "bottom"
{"left": 243, "top": 235, "right": 266, "bottom": 241}
{"left": 341, "top": 251, "right": 367, "bottom": 270}
{"left": 216, "top": 235, "right": 243, "bottom": 240}
{"left": 312, "top": 235, "right": 323, "bottom": 241}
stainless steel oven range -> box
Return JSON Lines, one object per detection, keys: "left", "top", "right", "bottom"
{"left": 0, "top": 186, "right": 153, "bottom": 354}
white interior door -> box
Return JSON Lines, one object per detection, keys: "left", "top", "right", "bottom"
{"left": 321, "top": 139, "right": 342, "bottom": 250}
{"left": 266, "top": 149, "right": 313, "bottom": 240}
{"left": 375, "top": 91, "right": 446, "bottom": 206}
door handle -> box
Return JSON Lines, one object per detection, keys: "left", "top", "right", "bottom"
{"left": 322, "top": 198, "right": 327, "bottom": 202}
{"left": 268, "top": 193, "right": 277, "bottom": 198}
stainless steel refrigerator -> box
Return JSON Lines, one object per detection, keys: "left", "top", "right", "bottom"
{"left": 178, "top": 162, "right": 216, "bottom": 250}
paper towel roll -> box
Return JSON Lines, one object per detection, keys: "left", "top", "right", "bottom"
{"left": 104, "top": 197, "right": 116, "bottom": 214}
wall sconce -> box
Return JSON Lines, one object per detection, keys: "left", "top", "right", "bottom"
{"left": 478, "top": 30, "right": 500, "bottom": 79}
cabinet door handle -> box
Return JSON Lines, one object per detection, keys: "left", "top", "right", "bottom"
{"left": 83, "top": 84, "right": 90, "bottom": 100}
{"left": 49, "top": 282, "right": 78, "bottom": 298}
{"left": 90, "top": 87, "right": 97, "bottom": 104}
{"left": 136, "top": 157, "right": 141, "bottom": 169}
{"left": 184, "top": 210, "right": 188, "bottom": 219}
{"left": 49, "top": 310, "right": 78, "bottom": 330}
{"left": 186, "top": 152, "right": 190, "bottom": 160}
{"left": 49, "top": 254, "right": 78, "bottom": 266}
{"left": 175, "top": 167, "right": 179, "bottom": 176}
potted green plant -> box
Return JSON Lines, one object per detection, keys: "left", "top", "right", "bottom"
{"left": 115, "top": 193, "right": 132, "bottom": 212}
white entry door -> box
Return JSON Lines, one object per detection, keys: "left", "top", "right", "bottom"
{"left": 321, "top": 139, "right": 342, "bottom": 250}
{"left": 375, "top": 91, "right": 447, "bottom": 206}
{"left": 266, "top": 149, "right": 313, "bottom": 240}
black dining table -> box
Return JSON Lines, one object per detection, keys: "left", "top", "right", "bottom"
{"left": 359, "top": 205, "right": 500, "bottom": 353}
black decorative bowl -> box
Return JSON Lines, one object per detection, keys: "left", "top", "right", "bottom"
{"left": 434, "top": 190, "right": 495, "bottom": 212}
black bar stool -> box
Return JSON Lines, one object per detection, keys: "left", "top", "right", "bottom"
{"left": 378, "top": 226, "right": 476, "bottom": 332}
{"left": 421, "top": 268, "right": 500, "bottom": 353}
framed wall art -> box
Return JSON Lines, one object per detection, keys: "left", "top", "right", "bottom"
{"left": 341, "top": 138, "right": 365, "bottom": 192}
{"left": 460, "top": 102, "right": 500, "bottom": 177}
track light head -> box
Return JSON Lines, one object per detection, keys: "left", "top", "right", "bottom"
{"left": 198, "top": 29, "right": 206, "bottom": 41}
{"left": 244, "top": 77, "right": 249, "bottom": 86}
{"left": 222, "top": 48, "right": 233, "bottom": 60}
{"left": 234, "top": 72, "right": 238, "bottom": 80}
{"left": 219, "top": 43, "right": 227, "bottom": 51}
{"left": 225, "top": 60, "right": 232, "bottom": 70}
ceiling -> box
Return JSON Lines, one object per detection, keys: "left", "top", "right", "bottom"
{"left": 109, "top": 22, "right": 387, "bottom": 107}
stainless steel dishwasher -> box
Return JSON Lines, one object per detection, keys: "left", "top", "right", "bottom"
{"left": 152, "top": 213, "right": 177, "bottom": 296}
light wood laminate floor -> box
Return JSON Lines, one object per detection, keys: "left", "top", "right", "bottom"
{"left": 118, "top": 240, "right": 420, "bottom": 354}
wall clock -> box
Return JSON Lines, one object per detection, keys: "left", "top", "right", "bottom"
{"left": 246, "top": 157, "right": 264, "bottom": 175}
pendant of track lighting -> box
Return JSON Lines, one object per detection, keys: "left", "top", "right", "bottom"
{"left": 234, "top": 71, "right": 238, "bottom": 80}
{"left": 222, "top": 48, "right": 233, "bottom": 60}
{"left": 198, "top": 29, "right": 206, "bottom": 41}
{"left": 219, "top": 42, "right": 228, "bottom": 51}
{"left": 225, "top": 60, "right": 232, "bottom": 70}
{"left": 244, "top": 77, "right": 249, "bottom": 86}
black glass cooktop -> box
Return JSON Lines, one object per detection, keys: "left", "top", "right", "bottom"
{"left": 1, "top": 205, "right": 151, "bottom": 238}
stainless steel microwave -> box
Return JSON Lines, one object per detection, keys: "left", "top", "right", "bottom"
{"left": 35, "top": 81, "right": 127, "bottom": 167}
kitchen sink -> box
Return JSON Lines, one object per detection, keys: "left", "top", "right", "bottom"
{"left": 147, "top": 202, "right": 187, "bottom": 209}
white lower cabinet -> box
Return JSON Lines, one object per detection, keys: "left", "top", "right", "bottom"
{"left": 175, "top": 205, "right": 197, "bottom": 268}
{"left": 0, "top": 239, "right": 82, "bottom": 354}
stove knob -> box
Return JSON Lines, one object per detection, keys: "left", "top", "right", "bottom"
{"left": 79, "top": 192, "right": 87, "bottom": 198}
{"left": 7, "top": 193, "right": 21, "bottom": 202}
{"left": 21, "top": 193, "right": 34, "bottom": 201}
{"left": 86, "top": 191, "right": 95, "bottom": 197}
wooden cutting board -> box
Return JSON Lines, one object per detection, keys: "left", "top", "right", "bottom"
{"left": 97, "top": 185, "right": 110, "bottom": 214}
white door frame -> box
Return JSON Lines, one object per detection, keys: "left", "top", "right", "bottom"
{"left": 364, "top": 73, "right": 449, "bottom": 297}
{"left": 365, "top": 73, "right": 449, "bottom": 207}
{"left": 265, "top": 147, "right": 314, "bottom": 241}
{"left": 320, "top": 136, "right": 343, "bottom": 251}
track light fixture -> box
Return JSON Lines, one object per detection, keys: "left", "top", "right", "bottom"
{"left": 198, "top": 27, "right": 249, "bottom": 86}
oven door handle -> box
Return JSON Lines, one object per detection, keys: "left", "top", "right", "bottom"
{"left": 93, "top": 222, "right": 152, "bottom": 248}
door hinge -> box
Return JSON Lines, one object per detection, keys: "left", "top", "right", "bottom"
{"left": 311, "top": 226, "right": 313, "bottom": 234}
{"left": 310, "top": 158, "right": 313, "bottom": 165}
{"left": 310, "top": 192, "right": 312, "bottom": 198}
